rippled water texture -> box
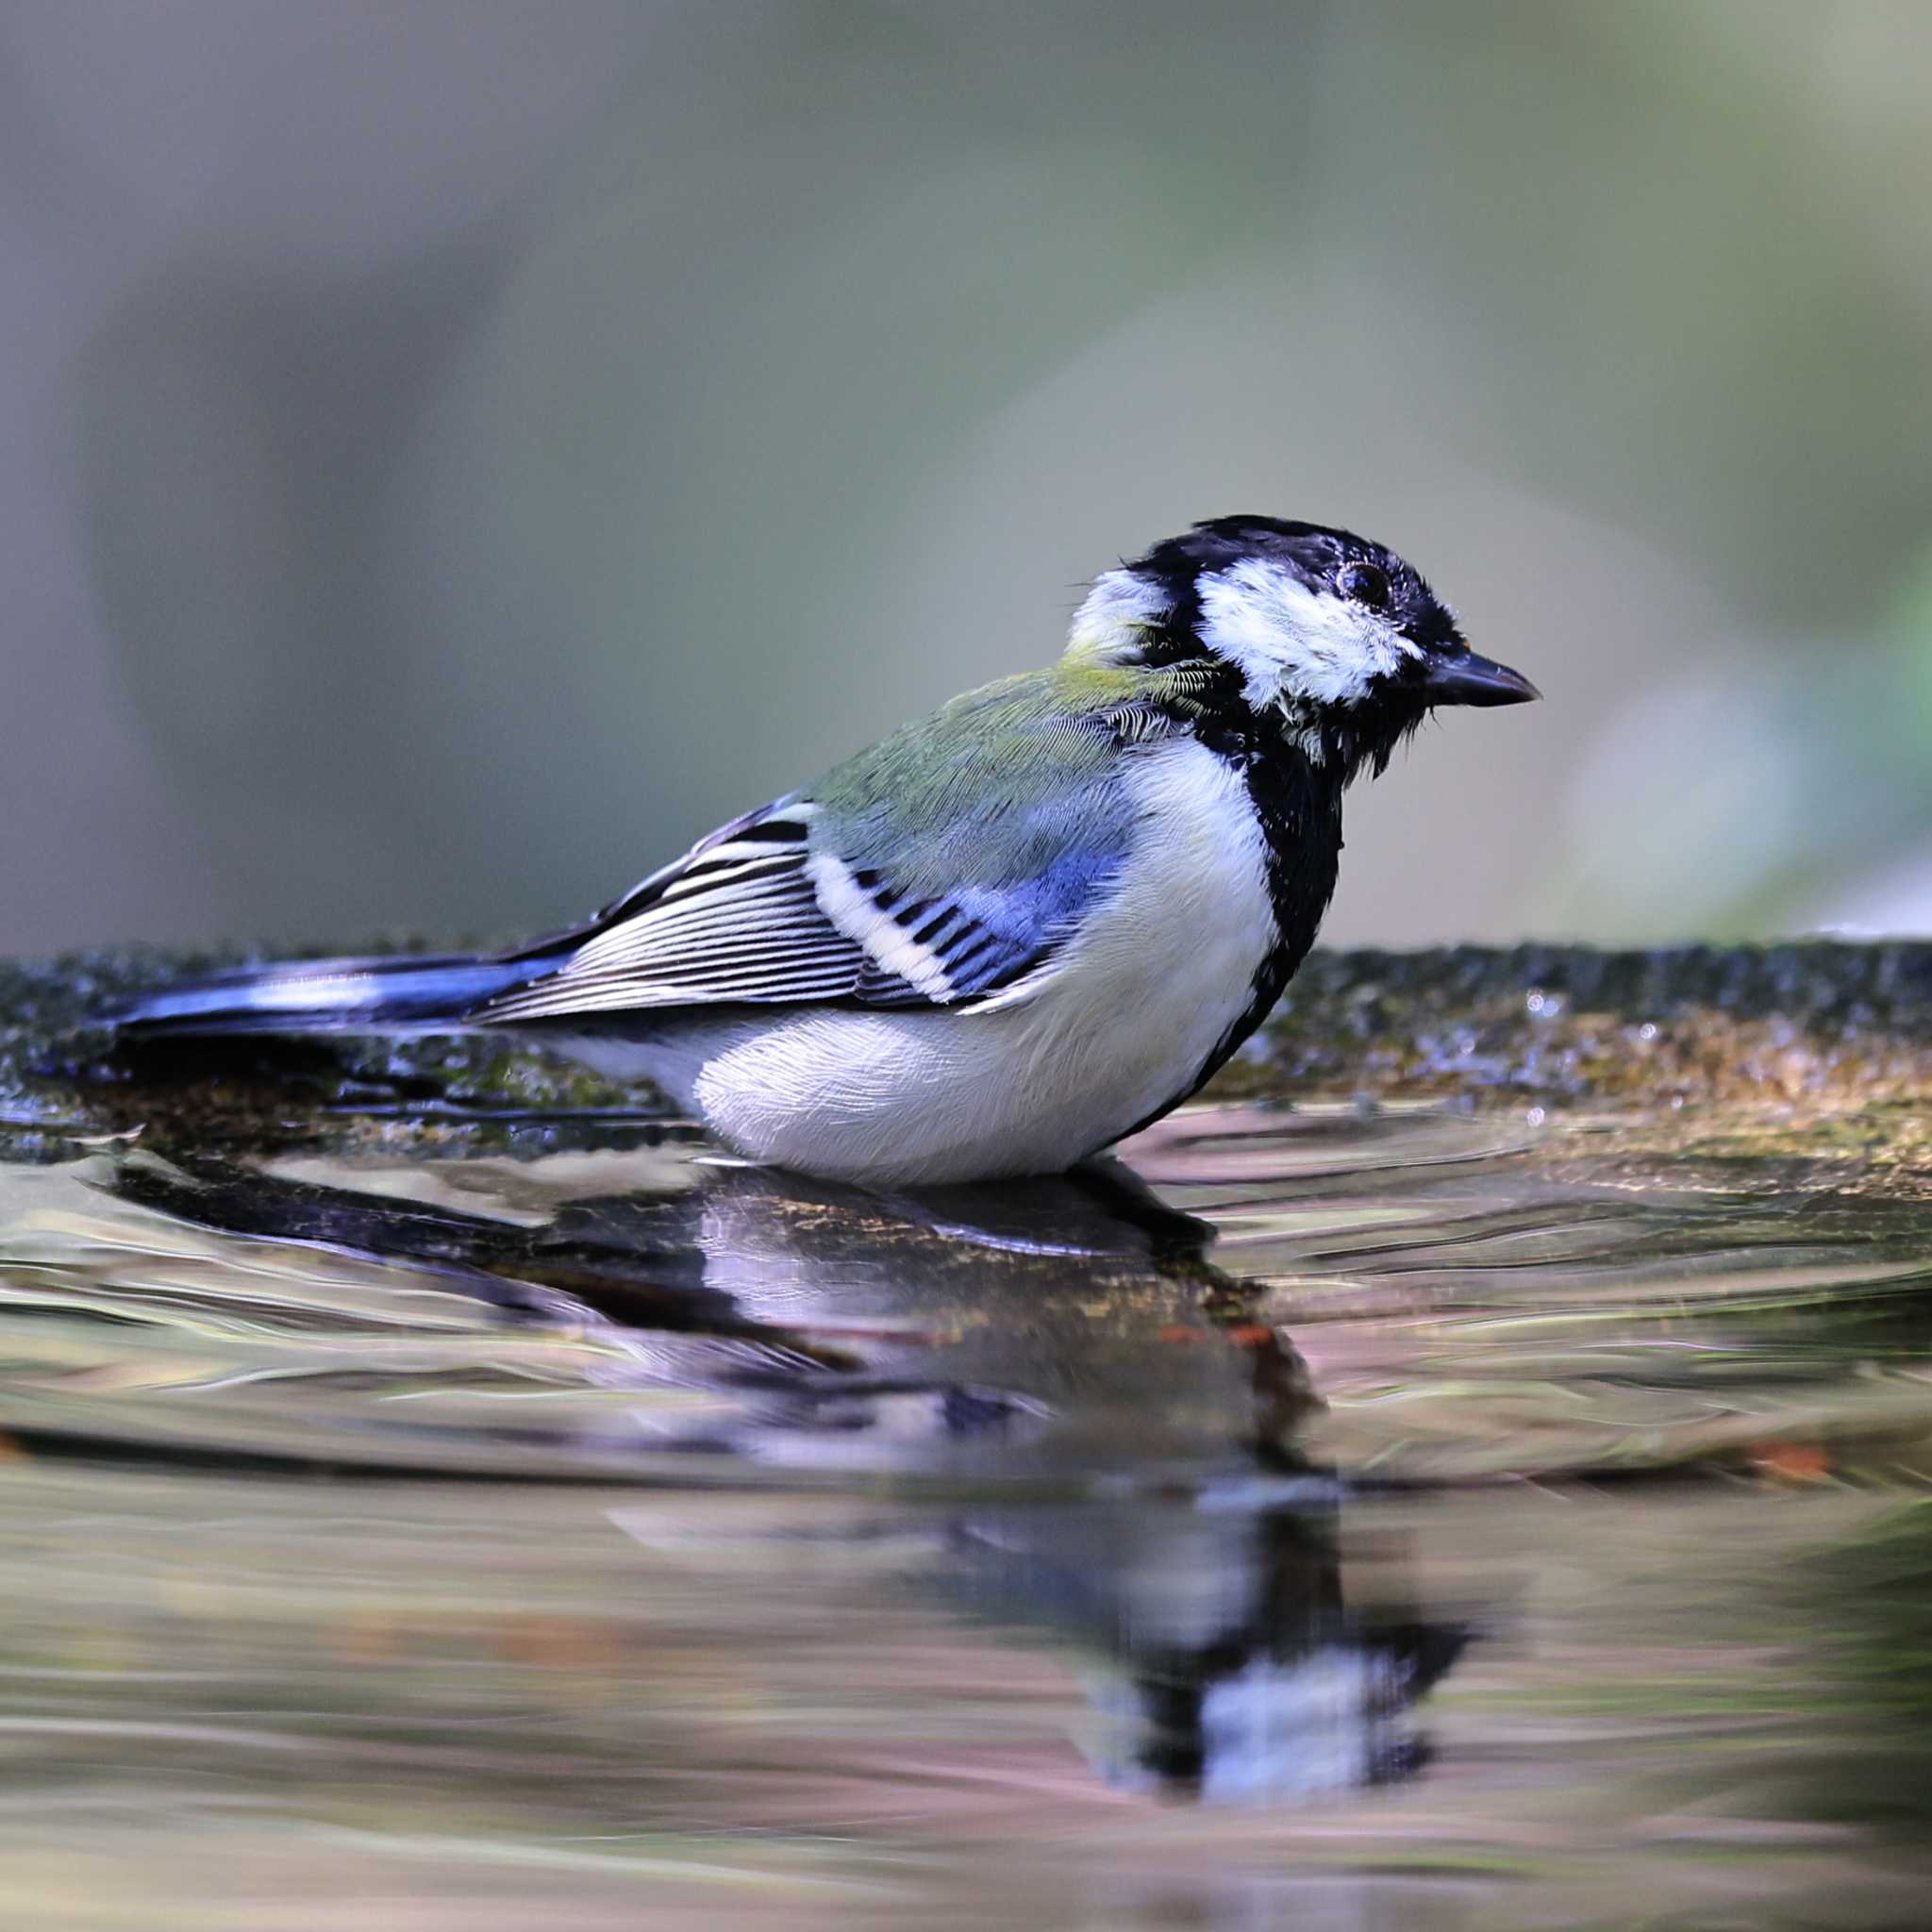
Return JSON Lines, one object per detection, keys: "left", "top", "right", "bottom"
{"left": 4, "top": 1093, "right": 1932, "bottom": 1927}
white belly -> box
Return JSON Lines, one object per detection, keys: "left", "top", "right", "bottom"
{"left": 558, "top": 738, "right": 1279, "bottom": 1185}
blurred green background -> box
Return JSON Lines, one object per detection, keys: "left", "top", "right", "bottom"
{"left": 5, "top": 0, "right": 1929, "bottom": 957}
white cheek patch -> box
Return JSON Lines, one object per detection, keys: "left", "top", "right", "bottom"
{"left": 1196, "top": 558, "right": 1417, "bottom": 709}
{"left": 1066, "top": 569, "right": 1170, "bottom": 663}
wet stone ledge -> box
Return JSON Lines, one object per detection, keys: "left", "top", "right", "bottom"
{"left": 0, "top": 941, "right": 1929, "bottom": 1167}
{"left": 1228, "top": 941, "right": 1932, "bottom": 1110}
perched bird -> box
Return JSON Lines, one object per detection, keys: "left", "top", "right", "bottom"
{"left": 117, "top": 517, "right": 1537, "bottom": 1183}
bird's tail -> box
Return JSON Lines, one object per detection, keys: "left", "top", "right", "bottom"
{"left": 111, "top": 952, "right": 541, "bottom": 1040}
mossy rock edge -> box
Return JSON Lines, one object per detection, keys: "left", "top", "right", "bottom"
{"left": 2, "top": 941, "right": 1928, "bottom": 1174}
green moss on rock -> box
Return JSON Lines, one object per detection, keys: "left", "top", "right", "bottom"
{"left": 3, "top": 940, "right": 1930, "bottom": 1168}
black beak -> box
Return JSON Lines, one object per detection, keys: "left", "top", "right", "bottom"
{"left": 1422, "top": 650, "right": 1541, "bottom": 708}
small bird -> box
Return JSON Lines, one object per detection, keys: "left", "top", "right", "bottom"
{"left": 118, "top": 517, "right": 1537, "bottom": 1183}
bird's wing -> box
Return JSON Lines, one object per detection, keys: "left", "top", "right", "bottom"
{"left": 470, "top": 672, "right": 1186, "bottom": 1025}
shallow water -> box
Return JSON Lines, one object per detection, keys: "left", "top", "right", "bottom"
{"left": 3, "top": 1097, "right": 1932, "bottom": 1927}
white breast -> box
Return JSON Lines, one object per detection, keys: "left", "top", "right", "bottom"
{"left": 562, "top": 736, "right": 1279, "bottom": 1185}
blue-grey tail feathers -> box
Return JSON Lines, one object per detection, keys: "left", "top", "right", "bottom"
{"left": 112, "top": 953, "right": 543, "bottom": 1039}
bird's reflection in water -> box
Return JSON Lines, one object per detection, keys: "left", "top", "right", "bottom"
{"left": 942, "top": 1497, "right": 1467, "bottom": 1800}
{"left": 106, "top": 1141, "right": 1473, "bottom": 1803}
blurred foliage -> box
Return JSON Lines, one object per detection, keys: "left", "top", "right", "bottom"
{"left": 2, "top": 0, "right": 1928, "bottom": 952}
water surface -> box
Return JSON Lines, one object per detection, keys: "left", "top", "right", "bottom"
{"left": 2, "top": 1095, "right": 1930, "bottom": 1928}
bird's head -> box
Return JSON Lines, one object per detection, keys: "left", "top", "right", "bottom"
{"left": 1067, "top": 516, "right": 1538, "bottom": 776}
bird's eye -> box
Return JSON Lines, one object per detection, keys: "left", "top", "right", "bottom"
{"left": 1337, "top": 561, "right": 1391, "bottom": 608}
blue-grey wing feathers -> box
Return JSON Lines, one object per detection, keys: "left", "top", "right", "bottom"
{"left": 477, "top": 812, "right": 866, "bottom": 1021}
{"left": 119, "top": 667, "right": 1180, "bottom": 1041}
{"left": 471, "top": 803, "right": 1110, "bottom": 1024}
{"left": 474, "top": 673, "right": 1166, "bottom": 1025}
